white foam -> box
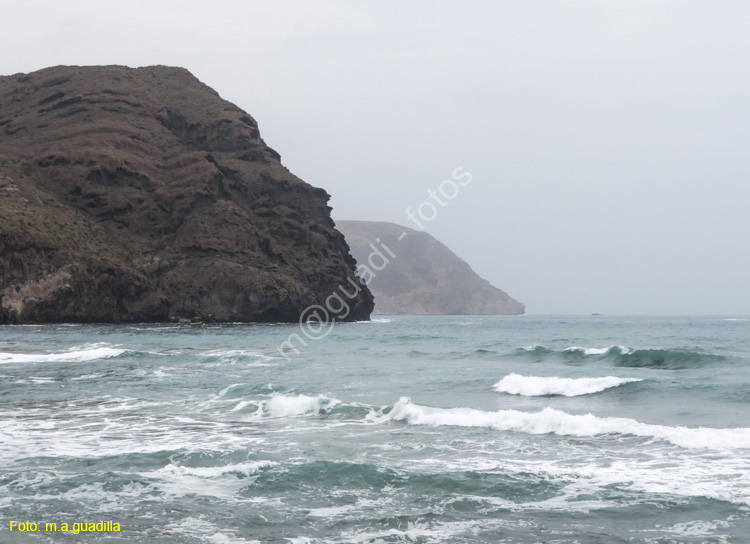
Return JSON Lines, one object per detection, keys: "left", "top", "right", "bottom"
{"left": 229, "top": 400, "right": 254, "bottom": 413}
{"left": 164, "top": 517, "right": 261, "bottom": 544}
{"left": 337, "top": 519, "right": 484, "bottom": 544}
{"left": 354, "top": 318, "right": 392, "bottom": 324}
{"left": 14, "top": 376, "right": 56, "bottom": 384}
{"left": 0, "top": 407, "right": 262, "bottom": 461}
{"left": 385, "top": 398, "right": 750, "bottom": 450}
{"left": 153, "top": 461, "right": 276, "bottom": 479}
{"left": 260, "top": 394, "right": 339, "bottom": 418}
{"left": 71, "top": 373, "right": 106, "bottom": 381}
{"left": 536, "top": 455, "right": 750, "bottom": 507}
{"left": 564, "top": 345, "right": 632, "bottom": 355}
{"left": 494, "top": 373, "right": 642, "bottom": 396}
{"left": 0, "top": 343, "right": 126, "bottom": 364}
{"left": 200, "top": 349, "right": 279, "bottom": 363}
{"left": 217, "top": 383, "right": 244, "bottom": 397}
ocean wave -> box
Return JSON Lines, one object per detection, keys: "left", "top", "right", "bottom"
{"left": 515, "top": 345, "right": 727, "bottom": 369}
{"left": 354, "top": 318, "right": 392, "bottom": 323}
{"left": 198, "top": 349, "right": 280, "bottom": 365}
{"left": 13, "top": 376, "right": 57, "bottom": 384}
{"left": 152, "top": 460, "right": 276, "bottom": 479}
{"left": 259, "top": 394, "right": 340, "bottom": 418}
{"left": 211, "top": 389, "right": 371, "bottom": 420}
{"left": 216, "top": 383, "right": 285, "bottom": 398}
{"left": 164, "top": 517, "right": 262, "bottom": 544}
{"left": 382, "top": 398, "right": 750, "bottom": 450}
{"left": 494, "top": 374, "right": 642, "bottom": 397}
{"left": 0, "top": 343, "right": 127, "bottom": 364}
{"left": 201, "top": 349, "right": 275, "bottom": 358}
{"left": 455, "top": 348, "right": 502, "bottom": 360}
{"left": 566, "top": 346, "right": 626, "bottom": 355}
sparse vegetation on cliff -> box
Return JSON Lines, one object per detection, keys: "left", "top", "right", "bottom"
{"left": 0, "top": 66, "right": 373, "bottom": 323}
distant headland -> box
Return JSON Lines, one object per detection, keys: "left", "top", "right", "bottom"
{"left": 337, "top": 220, "right": 525, "bottom": 315}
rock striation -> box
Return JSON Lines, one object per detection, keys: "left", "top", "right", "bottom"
{"left": 0, "top": 65, "right": 373, "bottom": 323}
{"left": 337, "top": 220, "right": 524, "bottom": 315}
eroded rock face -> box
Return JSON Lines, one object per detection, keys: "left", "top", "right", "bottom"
{"left": 0, "top": 65, "right": 373, "bottom": 323}
{"left": 337, "top": 220, "right": 524, "bottom": 315}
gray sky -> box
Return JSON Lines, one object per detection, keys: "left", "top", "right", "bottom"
{"left": 3, "top": 1, "right": 749, "bottom": 314}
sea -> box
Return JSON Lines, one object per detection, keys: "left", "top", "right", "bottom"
{"left": 1, "top": 315, "right": 749, "bottom": 543}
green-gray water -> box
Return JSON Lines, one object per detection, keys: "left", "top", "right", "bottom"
{"left": 1, "top": 316, "right": 749, "bottom": 543}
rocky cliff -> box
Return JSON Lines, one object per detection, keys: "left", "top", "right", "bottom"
{"left": 0, "top": 65, "right": 373, "bottom": 323}
{"left": 337, "top": 220, "right": 524, "bottom": 315}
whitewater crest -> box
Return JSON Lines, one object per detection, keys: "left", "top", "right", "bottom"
{"left": 565, "top": 346, "right": 631, "bottom": 355}
{"left": 210, "top": 393, "right": 341, "bottom": 419}
{"left": 515, "top": 345, "right": 726, "bottom": 369}
{"left": 0, "top": 343, "right": 126, "bottom": 364}
{"left": 152, "top": 460, "right": 276, "bottom": 479}
{"left": 494, "top": 373, "right": 642, "bottom": 397}
{"left": 519, "top": 345, "right": 633, "bottom": 356}
{"left": 260, "top": 394, "right": 339, "bottom": 417}
{"left": 382, "top": 398, "right": 750, "bottom": 451}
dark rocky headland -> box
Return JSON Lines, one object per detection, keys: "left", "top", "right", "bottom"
{"left": 338, "top": 220, "right": 524, "bottom": 315}
{"left": 0, "top": 65, "right": 373, "bottom": 323}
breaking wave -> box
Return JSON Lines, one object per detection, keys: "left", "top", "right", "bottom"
{"left": 382, "top": 398, "right": 750, "bottom": 450}
{"left": 150, "top": 460, "right": 276, "bottom": 479}
{"left": 494, "top": 373, "right": 642, "bottom": 397}
{"left": 258, "top": 394, "right": 340, "bottom": 418}
{"left": 515, "top": 345, "right": 728, "bottom": 369}
{"left": 0, "top": 343, "right": 127, "bottom": 364}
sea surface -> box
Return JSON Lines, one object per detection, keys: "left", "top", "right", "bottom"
{"left": 1, "top": 315, "right": 749, "bottom": 543}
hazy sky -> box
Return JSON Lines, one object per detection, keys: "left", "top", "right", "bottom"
{"left": 2, "top": 1, "right": 749, "bottom": 314}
